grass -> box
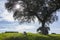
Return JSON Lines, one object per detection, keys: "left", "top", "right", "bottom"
{"left": 0, "top": 33, "right": 60, "bottom": 40}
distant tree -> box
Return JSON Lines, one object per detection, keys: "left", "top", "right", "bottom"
{"left": 5, "top": 31, "right": 18, "bottom": 33}
{"left": 51, "top": 33, "right": 56, "bottom": 34}
{"left": 5, "top": 0, "right": 60, "bottom": 35}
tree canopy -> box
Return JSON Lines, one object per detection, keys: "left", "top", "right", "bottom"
{"left": 5, "top": 0, "right": 60, "bottom": 24}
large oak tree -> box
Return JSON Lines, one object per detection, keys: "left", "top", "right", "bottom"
{"left": 5, "top": 0, "right": 60, "bottom": 35}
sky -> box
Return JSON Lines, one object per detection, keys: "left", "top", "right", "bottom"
{"left": 0, "top": 0, "right": 60, "bottom": 34}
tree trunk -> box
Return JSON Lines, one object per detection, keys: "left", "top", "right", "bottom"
{"left": 41, "top": 21, "right": 48, "bottom": 35}
{"left": 42, "top": 21, "right": 45, "bottom": 28}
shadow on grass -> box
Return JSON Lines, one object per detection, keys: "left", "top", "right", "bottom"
{"left": 4, "top": 35, "right": 28, "bottom": 40}
{"left": 4, "top": 37, "right": 21, "bottom": 40}
{"left": 47, "top": 35, "right": 60, "bottom": 40}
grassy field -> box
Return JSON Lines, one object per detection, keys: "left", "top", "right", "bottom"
{"left": 0, "top": 33, "right": 60, "bottom": 40}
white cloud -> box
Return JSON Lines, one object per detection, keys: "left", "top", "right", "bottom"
{"left": 16, "top": 25, "right": 35, "bottom": 31}
{"left": 0, "top": 24, "right": 36, "bottom": 33}
{"left": 50, "top": 27, "right": 60, "bottom": 34}
{"left": 0, "top": 10, "right": 15, "bottom": 22}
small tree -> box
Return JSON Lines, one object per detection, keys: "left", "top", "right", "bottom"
{"left": 5, "top": 0, "right": 60, "bottom": 35}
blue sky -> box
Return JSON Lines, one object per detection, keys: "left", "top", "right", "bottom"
{"left": 0, "top": 0, "right": 60, "bottom": 34}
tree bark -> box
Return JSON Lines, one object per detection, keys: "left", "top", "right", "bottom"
{"left": 42, "top": 21, "right": 45, "bottom": 27}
